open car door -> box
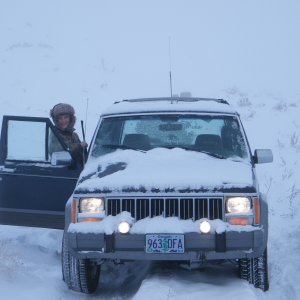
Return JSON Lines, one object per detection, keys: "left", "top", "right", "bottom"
{"left": 0, "top": 116, "right": 81, "bottom": 229}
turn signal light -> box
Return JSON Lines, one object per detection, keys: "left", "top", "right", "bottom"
{"left": 79, "top": 218, "right": 102, "bottom": 222}
{"left": 72, "top": 199, "right": 77, "bottom": 224}
{"left": 228, "top": 217, "right": 250, "bottom": 226}
{"left": 253, "top": 197, "right": 260, "bottom": 224}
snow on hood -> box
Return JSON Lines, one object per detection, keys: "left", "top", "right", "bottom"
{"left": 76, "top": 148, "right": 254, "bottom": 194}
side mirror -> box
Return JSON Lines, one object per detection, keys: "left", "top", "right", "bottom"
{"left": 51, "top": 151, "right": 72, "bottom": 166}
{"left": 253, "top": 149, "right": 273, "bottom": 164}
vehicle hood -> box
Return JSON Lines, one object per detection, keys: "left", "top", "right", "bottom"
{"left": 75, "top": 148, "right": 255, "bottom": 194}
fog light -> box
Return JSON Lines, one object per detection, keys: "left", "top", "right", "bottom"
{"left": 118, "top": 221, "right": 130, "bottom": 234}
{"left": 200, "top": 220, "right": 211, "bottom": 234}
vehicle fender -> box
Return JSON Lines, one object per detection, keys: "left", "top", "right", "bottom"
{"left": 258, "top": 192, "right": 268, "bottom": 253}
{"left": 64, "top": 196, "right": 73, "bottom": 229}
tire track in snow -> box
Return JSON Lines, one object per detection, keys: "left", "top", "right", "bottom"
{"left": 132, "top": 262, "right": 259, "bottom": 300}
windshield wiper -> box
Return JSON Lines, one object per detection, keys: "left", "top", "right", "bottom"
{"left": 195, "top": 150, "right": 226, "bottom": 159}
{"left": 161, "top": 145, "right": 226, "bottom": 159}
{"left": 182, "top": 146, "right": 225, "bottom": 159}
{"left": 101, "top": 144, "right": 146, "bottom": 153}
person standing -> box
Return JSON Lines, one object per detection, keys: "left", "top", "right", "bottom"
{"left": 50, "top": 103, "right": 87, "bottom": 167}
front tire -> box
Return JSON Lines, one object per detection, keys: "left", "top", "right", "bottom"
{"left": 62, "top": 233, "right": 100, "bottom": 294}
{"left": 239, "top": 248, "right": 269, "bottom": 292}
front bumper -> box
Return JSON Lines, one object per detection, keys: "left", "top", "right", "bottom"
{"left": 67, "top": 228, "right": 265, "bottom": 261}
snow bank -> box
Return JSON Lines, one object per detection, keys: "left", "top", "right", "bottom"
{"left": 231, "top": 92, "right": 300, "bottom": 300}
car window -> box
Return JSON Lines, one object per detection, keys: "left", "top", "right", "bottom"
{"left": 7, "top": 120, "right": 47, "bottom": 161}
{"left": 121, "top": 117, "right": 224, "bottom": 147}
{"left": 48, "top": 129, "right": 65, "bottom": 158}
{"left": 91, "top": 115, "right": 248, "bottom": 159}
{"left": 6, "top": 120, "right": 65, "bottom": 162}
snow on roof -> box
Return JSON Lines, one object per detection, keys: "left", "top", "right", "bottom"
{"left": 101, "top": 98, "right": 237, "bottom": 116}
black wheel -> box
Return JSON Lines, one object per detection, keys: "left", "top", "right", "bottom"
{"left": 62, "top": 233, "right": 100, "bottom": 294}
{"left": 238, "top": 248, "right": 269, "bottom": 292}
{"left": 238, "top": 258, "right": 250, "bottom": 280}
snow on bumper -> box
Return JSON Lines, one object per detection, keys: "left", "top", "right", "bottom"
{"left": 67, "top": 213, "right": 265, "bottom": 260}
{"left": 68, "top": 212, "right": 260, "bottom": 235}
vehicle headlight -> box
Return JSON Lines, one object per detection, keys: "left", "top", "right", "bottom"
{"left": 79, "top": 198, "right": 105, "bottom": 213}
{"left": 226, "top": 197, "right": 251, "bottom": 214}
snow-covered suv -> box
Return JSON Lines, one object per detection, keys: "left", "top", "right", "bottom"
{"left": 62, "top": 97, "right": 272, "bottom": 293}
{"left": 0, "top": 97, "right": 273, "bottom": 294}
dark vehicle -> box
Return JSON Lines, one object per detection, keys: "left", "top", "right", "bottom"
{"left": 0, "top": 116, "right": 81, "bottom": 229}
{"left": 0, "top": 98, "right": 273, "bottom": 294}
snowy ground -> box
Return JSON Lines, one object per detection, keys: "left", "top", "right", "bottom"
{"left": 0, "top": 227, "right": 261, "bottom": 300}
{"left": 1, "top": 93, "right": 299, "bottom": 300}
{"left": 1, "top": 1, "right": 300, "bottom": 299}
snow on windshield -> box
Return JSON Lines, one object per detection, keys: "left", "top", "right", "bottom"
{"left": 91, "top": 114, "right": 249, "bottom": 160}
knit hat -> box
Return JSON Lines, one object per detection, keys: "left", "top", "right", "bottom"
{"left": 50, "top": 103, "right": 76, "bottom": 131}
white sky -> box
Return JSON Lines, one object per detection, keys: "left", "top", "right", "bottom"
{"left": 0, "top": 0, "right": 299, "bottom": 126}
{"left": 0, "top": 1, "right": 297, "bottom": 204}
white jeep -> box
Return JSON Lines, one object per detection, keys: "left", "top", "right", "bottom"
{"left": 62, "top": 97, "right": 272, "bottom": 293}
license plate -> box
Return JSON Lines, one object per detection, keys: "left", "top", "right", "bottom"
{"left": 145, "top": 234, "right": 185, "bottom": 254}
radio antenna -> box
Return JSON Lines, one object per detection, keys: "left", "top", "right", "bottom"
{"left": 80, "top": 98, "right": 89, "bottom": 166}
{"left": 84, "top": 98, "right": 89, "bottom": 134}
{"left": 168, "top": 37, "right": 173, "bottom": 98}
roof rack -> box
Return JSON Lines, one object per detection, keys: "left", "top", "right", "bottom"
{"left": 114, "top": 97, "right": 229, "bottom": 105}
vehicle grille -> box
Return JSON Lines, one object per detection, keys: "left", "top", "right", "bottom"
{"left": 106, "top": 197, "right": 224, "bottom": 221}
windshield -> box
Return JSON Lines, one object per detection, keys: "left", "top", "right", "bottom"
{"left": 91, "top": 114, "right": 249, "bottom": 159}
